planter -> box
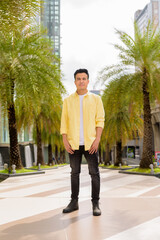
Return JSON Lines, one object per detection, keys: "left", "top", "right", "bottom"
{"left": 27, "top": 167, "right": 58, "bottom": 170}
{"left": 101, "top": 166, "right": 135, "bottom": 170}
{"left": 0, "top": 170, "right": 45, "bottom": 180}
{"left": 119, "top": 169, "right": 160, "bottom": 178}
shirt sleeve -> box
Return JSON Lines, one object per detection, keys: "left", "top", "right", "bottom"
{"left": 95, "top": 96, "right": 105, "bottom": 128}
{"left": 60, "top": 98, "right": 68, "bottom": 135}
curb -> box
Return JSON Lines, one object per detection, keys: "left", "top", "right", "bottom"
{"left": 101, "top": 166, "right": 135, "bottom": 170}
{"left": 0, "top": 170, "right": 45, "bottom": 180}
{"left": 27, "top": 167, "right": 58, "bottom": 171}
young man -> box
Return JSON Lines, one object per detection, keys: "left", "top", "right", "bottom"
{"left": 60, "top": 68, "right": 105, "bottom": 216}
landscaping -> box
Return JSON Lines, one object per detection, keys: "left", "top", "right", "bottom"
{"left": 0, "top": 168, "right": 36, "bottom": 174}
{"left": 0, "top": 163, "right": 69, "bottom": 181}
{"left": 119, "top": 167, "right": 160, "bottom": 178}
{"left": 0, "top": 167, "right": 45, "bottom": 180}
{"left": 100, "top": 164, "right": 134, "bottom": 170}
{"left": 125, "top": 167, "right": 160, "bottom": 174}
{"left": 28, "top": 163, "right": 68, "bottom": 170}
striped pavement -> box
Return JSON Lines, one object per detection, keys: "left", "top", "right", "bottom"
{"left": 0, "top": 165, "right": 160, "bottom": 240}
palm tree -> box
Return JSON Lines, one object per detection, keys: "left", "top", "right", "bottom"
{"left": 40, "top": 102, "right": 64, "bottom": 166}
{"left": 17, "top": 73, "right": 65, "bottom": 166}
{"left": 18, "top": 86, "right": 65, "bottom": 166}
{"left": 99, "top": 23, "right": 160, "bottom": 168}
{"left": 0, "top": 0, "right": 63, "bottom": 169}
{"left": 0, "top": 0, "right": 40, "bottom": 169}
{"left": 102, "top": 76, "right": 143, "bottom": 166}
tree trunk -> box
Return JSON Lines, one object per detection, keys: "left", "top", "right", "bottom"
{"left": 140, "top": 69, "right": 153, "bottom": 168}
{"left": 104, "top": 143, "right": 111, "bottom": 165}
{"left": 8, "top": 104, "right": 23, "bottom": 169}
{"left": 62, "top": 150, "right": 66, "bottom": 163}
{"left": 114, "top": 141, "right": 122, "bottom": 166}
{"left": 48, "top": 143, "right": 53, "bottom": 165}
{"left": 60, "top": 151, "right": 63, "bottom": 163}
{"left": 98, "top": 146, "right": 103, "bottom": 164}
{"left": 55, "top": 145, "right": 58, "bottom": 164}
{"left": 36, "top": 121, "right": 45, "bottom": 165}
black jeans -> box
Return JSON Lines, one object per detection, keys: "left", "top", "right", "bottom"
{"left": 69, "top": 145, "right": 100, "bottom": 202}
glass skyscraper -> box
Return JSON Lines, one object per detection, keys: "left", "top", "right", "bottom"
{"left": 41, "top": 0, "right": 61, "bottom": 57}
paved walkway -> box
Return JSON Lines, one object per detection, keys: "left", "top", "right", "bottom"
{"left": 0, "top": 165, "right": 160, "bottom": 240}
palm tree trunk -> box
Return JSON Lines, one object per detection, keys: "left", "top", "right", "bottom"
{"left": 114, "top": 141, "right": 122, "bottom": 166}
{"left": 104, "top": 143, "right": 111, "bottom": 165}
{"left": 7, "top": 79, "right": 23, "bottom": 169}
{"left": 60, "top": 151, "right": 63, "bottom": 163}
{"left": 98, "top": 146, "right": 103, "bottom": 164}
{"left": 140, "top": 70, "right": 153, "bottom": 168}
{"left": 48, "top": 143, "right": 53, "bottom": 165}
{"left": 8, "top": 103, "right": 23, "bottom": 169}
{"left": 55, "top": 145, "right": 58, "bottom": 164}
{"left": 36, "top": 121, "right": 45, "bottom": 166}
{"left": 62, "top": 150, "right": 66, "bottom": 163}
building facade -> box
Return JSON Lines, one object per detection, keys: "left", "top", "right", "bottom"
{"left": 135, "top": 0, "right": 160, "bottom": 32}
{"left": 41, "top": 0, "right": 61, "bottom": 57}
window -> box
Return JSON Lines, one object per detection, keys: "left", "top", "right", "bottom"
{"left": 55, "top": 1, "right": 59, "bottom": 5}
{"left": 55, "top": 26, "right": 58, "bottom": 31}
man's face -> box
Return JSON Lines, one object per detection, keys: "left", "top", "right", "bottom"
{"left": 74, "top": 73, "right": 89, "bottom": 91}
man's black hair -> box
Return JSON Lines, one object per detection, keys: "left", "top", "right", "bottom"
{"left": 74, "top": 68, "right": 89, "bottom": 79}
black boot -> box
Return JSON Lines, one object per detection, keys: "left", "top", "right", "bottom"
{"left": 63, "top": 199, "right": 79, "bottom": 213}
{"left": 92, "top": 201, "right": 101, "bottom": 216}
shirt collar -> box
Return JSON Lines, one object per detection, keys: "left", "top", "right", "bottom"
{"left": 74, "top": 91, "right": 91, "bottom": 97}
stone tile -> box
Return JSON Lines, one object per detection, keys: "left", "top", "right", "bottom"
{"left": 0, "top": 165, "right": 160, "bottom": 240}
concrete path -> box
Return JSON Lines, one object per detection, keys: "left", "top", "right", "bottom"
{"left": 0, "top": 165, "right": 160, "bottom": 240}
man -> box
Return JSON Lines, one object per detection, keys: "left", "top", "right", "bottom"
{"left": 60, "top": 68, "right": 105, "bottom": 216}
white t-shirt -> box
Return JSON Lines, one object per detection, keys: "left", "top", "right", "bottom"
{"left": 79, "top": 93, "right": 87, "bottom": 145}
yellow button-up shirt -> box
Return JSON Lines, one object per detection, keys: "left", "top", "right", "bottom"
{"left": 60, "top": 91, "right": 105, "bottom": 151}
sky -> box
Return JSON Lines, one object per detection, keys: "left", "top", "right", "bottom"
{"left": 60, "top": 0, "right": 150, "bottom": 95}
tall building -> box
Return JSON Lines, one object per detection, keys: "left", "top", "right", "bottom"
{"left": 41, "top": 0, "right": 61, "bottom": 57}
{"left": 134, "top": 0, "right": 160, "bottom": 32}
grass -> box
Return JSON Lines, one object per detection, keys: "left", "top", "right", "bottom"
{"left": 100, "top": 164, "right": 131, "bottom": 169}
{"left": 30, "top": 165, "right": 58, "bottom": 169}
{"left": 0, "top": 168, "right": 36, "bottom": 174}
{"left": 126, "top": 167, "right": 160, "bottom": 174}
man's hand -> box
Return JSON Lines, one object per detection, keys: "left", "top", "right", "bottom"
{"left": 88, "top": 137, "right": 100, "bottom": 154}
{"left": 62, "top": 134, "right": 74, "bottom": 154}
{"left": 89, "top": 127, "right": 103, "bottom": 154}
